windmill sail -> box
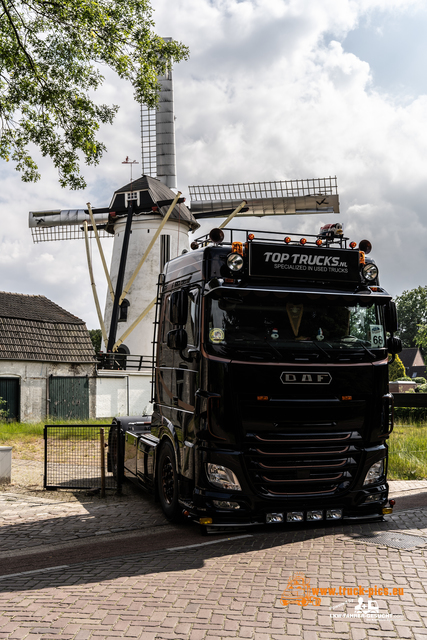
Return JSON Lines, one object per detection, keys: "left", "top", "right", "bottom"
{"left": 29, "top": 208, "right": 111, "bottom": 242}
{"left": 189, "top": 176, "right": 339, "bottom": 218}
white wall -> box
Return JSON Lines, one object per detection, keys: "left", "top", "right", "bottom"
{"left": 95, "top": 371, "right": 152, "bottom": 418}
{"left": 0, "top": 360, "right": 96, "bottom": 422}
{"left": 0, "top": 361, "right": 151, "bottom": 422}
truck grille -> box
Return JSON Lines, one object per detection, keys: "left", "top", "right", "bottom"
{"left": 242, "top": 399, "right": 365, "bottom": 497}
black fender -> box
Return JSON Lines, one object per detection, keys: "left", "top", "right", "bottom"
{"left": 153, "top": 415, "right": 181, "bottom": 498}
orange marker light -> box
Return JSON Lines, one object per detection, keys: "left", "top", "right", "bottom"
{"left": 257, "top": 395, "right": 269, "bottom": 401}
{"left": 248, "top": 233, "right": 255, "bottom": 240}
{"left": 359, "top": 251, "right": 365, "bottom": 265}
{"left": 284, "top": 236, "right": 291, "bottom": 244}
{"left": 342, "top": 395, "right": 352, "bottom": 401}
{"left": 232, "top": 241, "right": 243, "bottom": 256}
{"left": 300, "top": 238, "right": 307, "bottom": 245}
{"left": 350, "top": 242, "right": 357, "bottom": 249}
{"left": 316, "top": 238, "right": 322, "bottom": 246}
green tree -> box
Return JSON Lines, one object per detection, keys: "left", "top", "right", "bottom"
{"left": 0, "top": 0, "right": 189, "bottom": 189}
{"left": 388, "top": 354, "right": 406, "bottom": 382}
{"left": 415, "top": 323, "right": 427, "bottom": 355}
{"left": 395, "top": 286, "right": 427, "bottom": 354}
{"left": 89, "top": 329, "right": 102, "bottom": 353}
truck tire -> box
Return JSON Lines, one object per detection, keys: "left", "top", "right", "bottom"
{"left": 157, "top": 440, "right": 181, "bottom": 522}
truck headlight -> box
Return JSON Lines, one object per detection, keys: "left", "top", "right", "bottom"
{"left": 362, "top": 263, "right": 378, "bottom": 282}
{"left": 363, "top": 460, "right": 384, "bottom": 486}
{"left": 227, "top": 253, "right": 244, "bottom": 271}
{"left": 206, "top": 464, "right": 242, "bottom": 491}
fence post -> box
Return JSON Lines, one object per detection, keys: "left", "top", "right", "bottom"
{"left": 43, "top": 425, "right": 47, "bottom": 489}
{"left": 100, "top": 428, "right": 106, "bottom": 498}
{"left": 117, "top": 422, "right": 123, "bottom": 494}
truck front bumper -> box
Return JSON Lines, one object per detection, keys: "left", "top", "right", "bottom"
{"left": 189, "top": 483, "right": 390, "bottom": 527}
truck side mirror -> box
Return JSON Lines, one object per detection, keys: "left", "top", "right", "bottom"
{"left": 167, "top": 329, "right": 188, "bottom": 350}
{"left": 170, "top": 290, "right": 188, "bottom": 325}
{"left": 385, "top": 301, "right": 398, "bottom": 334}
{"left": 387, "top": 336, "right": 402, "bottom": 355}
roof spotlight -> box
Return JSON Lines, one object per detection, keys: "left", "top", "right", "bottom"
{"left": 359, "top": 239, "right": 372, "bottom": 254}
{"left": 209, "top": 228, "right": 225, "bottom": 244}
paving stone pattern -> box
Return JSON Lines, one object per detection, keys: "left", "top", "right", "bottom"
{"left": 0, "top": 492, "right": 168, "bottom": 554}
{"left": 1, "top": 483, "right": 427, "bottom": 639}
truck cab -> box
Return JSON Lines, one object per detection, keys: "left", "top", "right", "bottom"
{"left": 116, "top": 226, "right": 401, "bottom": 531}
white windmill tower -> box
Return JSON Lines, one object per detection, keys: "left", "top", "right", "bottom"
{"left": 29, "top": 44, "right": 199, "bottom": 364}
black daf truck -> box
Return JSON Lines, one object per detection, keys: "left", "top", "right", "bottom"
{"left": 110, "top": 226, "right": 401, "bottom": 531}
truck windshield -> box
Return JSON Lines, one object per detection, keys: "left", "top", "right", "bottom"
{"left": 205, "top": 290, "right": 387, "bottom": 362}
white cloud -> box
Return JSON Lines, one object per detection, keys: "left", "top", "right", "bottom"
{"left": 1, "top": 0, "right": 426, "bottom": 331}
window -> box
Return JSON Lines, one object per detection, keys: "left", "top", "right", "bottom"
{"left": 125, "top": 192, "right": 138, "bottom": 206}
{"left": 118, "top": 299, "right": 130, "bottom": 322}
{"left": 186, "top": 289, "right": 199, "bottom": 346}
{"left": 205, "top": 291, "right": 387, "bottom": 362}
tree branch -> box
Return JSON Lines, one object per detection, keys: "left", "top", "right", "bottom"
{"left": 0, "top": 0, "right": 43, "bottom": 84}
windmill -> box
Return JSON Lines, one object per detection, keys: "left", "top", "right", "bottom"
{"left": 29, "top": 49, "right": 199, "bottom": 360}
{"left": 29, "top": 39, "right": 340, "bottom": 362}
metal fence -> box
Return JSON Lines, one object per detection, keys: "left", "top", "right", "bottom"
{"left": 44, "top": 425, "right": 116, "bottom": 491}
{"left": 96, "top": 352, "right": 153, "bottom": 371}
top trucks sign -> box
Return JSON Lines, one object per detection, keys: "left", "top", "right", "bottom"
{"left": 249, "top": 243, "right": 360, "bottom": 283}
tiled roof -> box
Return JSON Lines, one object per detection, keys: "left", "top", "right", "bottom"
{"left": 400, "top": 348, "right": 425, "bottom": 368}
{"left": 0, "top": 291, "right": 83, "bottom": 323}
{"left": 110, "top": 175, "right": 199, "bottom": 231}
{"left": 0, "top": 292, "right": 95, "bottom": 363}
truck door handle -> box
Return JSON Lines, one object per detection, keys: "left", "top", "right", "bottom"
{"left": 195, "top": 389, "right": 221, "bottom": 399}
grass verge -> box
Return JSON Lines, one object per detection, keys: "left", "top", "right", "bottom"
{"left": 388, "top": 422, "right": 427, "bottom": 480}
{"left": 0, "top": 419, "right": 112, "bottom": 460}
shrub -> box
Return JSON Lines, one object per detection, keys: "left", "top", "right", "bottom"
{"left": 0, "top": 397, "right": 8, "bottom": 421}
{"left": 389, "top": 354, "right": 406, "bottom": 381}
{"left": 414, "top": 377, "right": 427, "bottom": 385}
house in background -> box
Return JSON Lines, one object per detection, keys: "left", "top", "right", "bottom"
{"left": 399, "top": 348, "right": 426, "bottom": 379}
{"left": 0, "top": 292, "right": 96, "bottom": 422}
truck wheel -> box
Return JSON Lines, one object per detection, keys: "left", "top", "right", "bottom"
{"left": 157, "top": 440, "right": 180, "bottom": 522}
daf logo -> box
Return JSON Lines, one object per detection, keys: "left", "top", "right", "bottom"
{"left": 280, "top": 372, "right": 332, "bottom": 385}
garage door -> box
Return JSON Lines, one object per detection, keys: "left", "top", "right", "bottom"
{"left": 0, "top": 378, "right": 20, "bottom": 422}
{"left": 49, "top": 377, "right": 89, "bottom": 420}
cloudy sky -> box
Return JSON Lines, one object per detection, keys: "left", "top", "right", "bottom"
{"left": 1, "top": 0, "right": 427, "bottom": 329}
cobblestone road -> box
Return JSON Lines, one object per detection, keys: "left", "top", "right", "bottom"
{"left": 0, "top": 481, "right": 427, "bottom": 639}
